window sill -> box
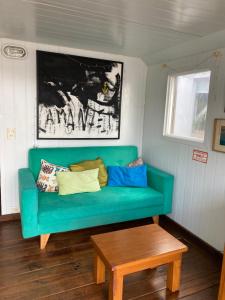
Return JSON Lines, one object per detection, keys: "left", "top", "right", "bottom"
{"left": 163, "top": 134, "right": 207, "bottom": 148}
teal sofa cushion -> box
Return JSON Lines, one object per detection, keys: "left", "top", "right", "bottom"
{"left": 38, "top": 186, "right": 163, "bottom": 224}
{"left": 29, "top": 146, "right": 138, "bottom": 179}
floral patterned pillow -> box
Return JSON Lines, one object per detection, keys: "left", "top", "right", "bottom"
{"left": 36, "top": 160, "right": 69, "bottom": 192}
{"left": 128, "top": 157, "right": 144, "bottom": 167}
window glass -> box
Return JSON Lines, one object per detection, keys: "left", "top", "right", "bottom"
{"left": 164, "top": 71, "right": 211, "bottom": 142}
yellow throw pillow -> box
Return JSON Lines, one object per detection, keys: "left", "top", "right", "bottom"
{"left": 70, "top": 157, "right": 108, "bottom": 187}
{"left": 56, "top": 169, "right": 101, "bottom": 196}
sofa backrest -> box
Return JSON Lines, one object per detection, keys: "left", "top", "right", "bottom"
{"left": 29, "top": 146, "right": 138, "bottom": 179}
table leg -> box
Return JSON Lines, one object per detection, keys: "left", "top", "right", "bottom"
{"left": 109, "top": 270, "right": 123, "bottom": 300}
{"left": 167, "top": 256, "right": 182, "bottom": 292}
{"left": 218, "top": 246, "right": 225, "bottom": 300}
{"left": 95, "top": 254, "right": 105, "bottom": 284}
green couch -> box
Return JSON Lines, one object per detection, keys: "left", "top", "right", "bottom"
{"left": 18, "top": 146, "right": 174, "bottom": 249}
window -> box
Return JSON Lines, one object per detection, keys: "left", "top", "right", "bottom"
{"left": 164, "top": 70, "right": 211, "bottom": 142}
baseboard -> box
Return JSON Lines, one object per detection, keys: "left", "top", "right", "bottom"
{"left": 0, "top": 213, "right": 20, "bottom": 222}
{"left": 160, "top": 215, "right": 223, "bottom": 261}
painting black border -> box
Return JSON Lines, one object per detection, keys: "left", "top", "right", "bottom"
{"left": 36, "top": 50, "right": 124, "bottom": 140}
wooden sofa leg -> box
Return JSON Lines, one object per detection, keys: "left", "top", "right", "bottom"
{"left": 40, "top": 234, "right": 50, "bottom": 250}
{"left": 152, "top": 216, "right": 159, "bottom": 225}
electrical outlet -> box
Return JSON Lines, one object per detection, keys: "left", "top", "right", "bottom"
{"left": 7, "top": 128, "right": 16, "bottom": 140}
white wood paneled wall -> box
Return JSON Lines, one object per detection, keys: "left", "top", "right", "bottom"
{"left": 0, "top": 38, "right": 147, "bottom": 215}
{"left": 143, "top": 49, "right": 225, "bottom": 251}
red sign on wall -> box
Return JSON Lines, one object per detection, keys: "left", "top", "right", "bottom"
{"left": 192, "top": 149, "right": 208, "bottom": 164}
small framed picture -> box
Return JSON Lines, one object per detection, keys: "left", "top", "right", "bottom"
{"left": 213, "top": 119, "right": 225, "bottom": 152}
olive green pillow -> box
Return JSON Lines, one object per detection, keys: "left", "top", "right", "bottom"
{"left": 56, "top": 169, "right": 101, "bottom": 196}
{"left": 70, "top": 157, "right": 108, "bottom": 187}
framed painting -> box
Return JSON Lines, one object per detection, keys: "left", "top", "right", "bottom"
{"left": 212, "top": 119, "right": 225, "bottom": 153}
{"left": 36, "top": 50, "right": 123, "bottom": 139}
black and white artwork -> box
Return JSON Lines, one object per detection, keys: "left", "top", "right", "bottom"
{"left": 37, "top": 50, "right": 123, "bottom": 139}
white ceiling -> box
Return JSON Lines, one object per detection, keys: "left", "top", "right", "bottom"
{"left": 1, "top": 0, "right": 225, "bottom": 63}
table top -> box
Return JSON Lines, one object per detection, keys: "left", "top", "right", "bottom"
{"left": 91, "top": 224, "right": 188, "bottom": 270}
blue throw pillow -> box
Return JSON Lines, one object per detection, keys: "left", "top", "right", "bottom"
{"left": 108, "top": 165, "right": 148, "bottom": 187}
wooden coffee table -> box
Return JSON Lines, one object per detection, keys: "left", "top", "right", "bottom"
{"left": 91, "top": 224, "right": 188, "bottom": 300}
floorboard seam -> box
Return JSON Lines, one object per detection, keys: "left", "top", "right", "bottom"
{"left": 179, "top": 283, "right": 219, "bottom": 299}
{"left": 128, "top": 287, "right": 166, "bottom": 300}
{"left": 37, "top": 281, "right": 96, "bottom": 299}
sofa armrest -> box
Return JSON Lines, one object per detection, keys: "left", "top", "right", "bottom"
{"left": 18, "top": 168, "right": 38, "bottom": 238}
{"left": 147, "top": 165, "right": 174, "bottom": 214}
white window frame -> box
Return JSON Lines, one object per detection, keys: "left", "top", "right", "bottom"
{"left": 163, "top": 68, "right": 212, "bottom": 145}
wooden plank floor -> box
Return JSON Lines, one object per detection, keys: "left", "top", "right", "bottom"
{"left": 0, "top": 218, "right": 221, "bottom": 299}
